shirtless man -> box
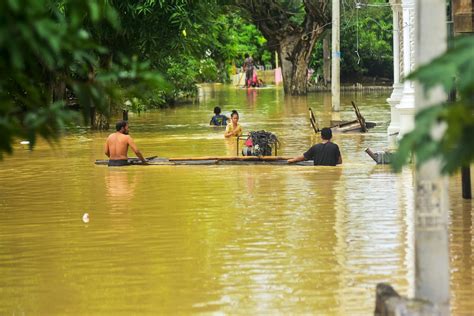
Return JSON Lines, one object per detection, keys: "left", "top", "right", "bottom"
{"left": 104, "top": 120, "right": 147, "bottom": 166}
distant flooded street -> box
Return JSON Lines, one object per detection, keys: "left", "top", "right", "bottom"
{"left": 0, "top": 84, "right": 472, "bottom": 314}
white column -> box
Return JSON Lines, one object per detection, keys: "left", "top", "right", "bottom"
{"left": 331, "top": 0, "right": 340, "bottom": 112}
{"left": 414, "top": 1, "right": 449, "bottom": 314}
{"left": 387, "top": 0, "right": 403, "bottom": 145}
{"left": 397, "top": 0, "right": 416, "bottom": 138}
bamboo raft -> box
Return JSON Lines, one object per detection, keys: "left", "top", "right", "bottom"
{"left": 95, "top": 156, "right": 314, "bottom": 166}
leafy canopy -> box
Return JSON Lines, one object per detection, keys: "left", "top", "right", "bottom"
{"left": 311, "top": 1, "right": 393, "bottom": 80}
{"left": 0, "top": 0, "right": 165, "bottom": 158}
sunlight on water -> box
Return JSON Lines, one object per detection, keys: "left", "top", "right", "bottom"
{"left": 0, "top": 84, "right": 472, "bottom": 314}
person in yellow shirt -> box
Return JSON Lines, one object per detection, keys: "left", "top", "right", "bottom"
{"left": 224, "top": 110, "right": 243, "bottom": 138}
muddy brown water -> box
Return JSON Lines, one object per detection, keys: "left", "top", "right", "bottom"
{"left": 0, "top": 84, "right": 472, "bottom": 314}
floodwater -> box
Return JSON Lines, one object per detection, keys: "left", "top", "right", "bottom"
{"left": 0, "top": 84, "right": 472, "bottom": 315}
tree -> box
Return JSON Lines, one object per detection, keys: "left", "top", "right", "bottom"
{"left": 89, "top": 0, "right": 223, "bottom": 104}
{"left": 339, "top": 3, "right": 392, "bottom": 80}
{"left": 0, "top": 0, "right": 164, "bottom": 158}
{"left": 234, "top": 0, "right": 330, "bottom": 95}
{"left": 206, "top": 12, "right": 273, "bottom": 82}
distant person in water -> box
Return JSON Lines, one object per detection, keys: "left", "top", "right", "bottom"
{"left": 224, "top": 110, "right": 243, "bottom": 138}
{"left": 249, "top": 69, "right": 259, "bottom": 87}
{"left": 210, "top": 106, "right": 228, "bottom": 126}
{"left": 288, "top": 127, "right": 342, "bottom": 166}
{"left": 105, "top": 120, "right": 147, "bottom": 166}
{"left": 243, "top": 53, "right": 254, "bottom": 87}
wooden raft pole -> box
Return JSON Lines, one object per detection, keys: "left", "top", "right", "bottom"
{"left": 351, "top": 101, "right": 367, "bottom": 132}
{"left": 308, "top": 107, "right": 319, "bottom": 134}
{"left": 168, "top": 156, "right": 292, "bottom": 162}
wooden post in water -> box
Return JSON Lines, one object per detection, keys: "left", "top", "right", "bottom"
{"left": 452, "top": 0, "right": 473, "bottom": 200}
{"left": 122, "top": 110, "right": 129, "bottom": 121}
{"left": 461, "top": 167, "right": 472, "bottom": 199}
{"left": 413, "top": 1, "right": 450, "bottom": 314}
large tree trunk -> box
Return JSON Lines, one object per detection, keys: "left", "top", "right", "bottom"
{"left": 278, "top": 28, "right": 324, "bottom": 95}
{"left": 235, "top": 0, "right": 330, "bottom": 95}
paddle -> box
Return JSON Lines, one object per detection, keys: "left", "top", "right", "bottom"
{"left": 94, "top": 156, "right": 156, "bottom": 165}
{"left": 235, "top": 71, "right": 244, "bottom": 87}
{"left": 128, "top": 156, "right": 158, "bottom": 164}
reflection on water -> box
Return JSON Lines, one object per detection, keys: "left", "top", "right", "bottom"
{"left": 0, "top": 84, "right": 472, "bottom": 314}
{"left": 449, "top": 180, "right": 474, "bottom": 315}
{"left": 106, "top": 169, "right": 137, "bottom": 206}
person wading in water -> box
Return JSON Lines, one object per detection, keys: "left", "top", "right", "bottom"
{"left": 243, "top": 53, "right": 254, "bottom": 88}
{"left": 105, "top": 120, "right": 147, "bottom": 166}
{"left": 210, "top": 106, "right": 228, "bottom": 126}
{"left": 287, "top": 127, "right": 342, "bottom": 166}
{"left": 224, "top": 110, "right": 243, "bottom": 138}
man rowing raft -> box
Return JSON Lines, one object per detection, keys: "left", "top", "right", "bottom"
{"left": 104, "top": 120, "right": 147, "bottom": 166}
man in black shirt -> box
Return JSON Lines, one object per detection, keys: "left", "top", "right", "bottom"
{"left": 288, "top": 127, "right": 342, "bottom": 166}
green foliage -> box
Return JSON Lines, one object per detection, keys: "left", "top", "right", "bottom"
{"left": 198, "top": 58, "right": 219, "bottom": 82}
{"left": 0, "top": 0, "right": 165, "bottom": 157}
{"left": 227, "top": 19, "right": 270, "bottom": 66}
{"left": 123, "top": 98, "right": 146, "bottom": 114}
{"left": 90, "top": 0, "right": 226, "bottom": 101}
{"left": 91, "top": 1, "right": 271, "bottom": 90}
{"left": 163, "top": 56, "right": 199, "bottom": 101}
{"left": 392, "top": 36, "right": 474, "bottom": 174}
{"left": 208, "top": 12, "right": 272, "bottom": 79}
{"left": 342, "top": 7, "right": 393, "bottom": 79}
{"left": 310, "top": 2, "right": 393, "bottom": 80}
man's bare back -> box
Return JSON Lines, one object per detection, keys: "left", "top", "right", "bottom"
{"left": 104, "top": 121, "right": 146, "bottom": 163}
{"left": 105, "top": 132, "right": 133, "bottom": 160}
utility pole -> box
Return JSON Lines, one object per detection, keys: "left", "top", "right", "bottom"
{"left": 414, "top": 1, "right": 450, "bottom": 314}
{"left": 331, "top": 0, "right": 340, "bottom": 112}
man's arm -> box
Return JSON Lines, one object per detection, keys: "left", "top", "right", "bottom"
{"left": 128, "top": 137, "right": 147, "bottom": 163}
{"left": 287, "top": 155, "right": 305, "bottom": 163}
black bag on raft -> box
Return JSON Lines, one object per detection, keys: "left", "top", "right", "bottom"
{"left": 242, "top": 130, "right": 280, "bottom": 156}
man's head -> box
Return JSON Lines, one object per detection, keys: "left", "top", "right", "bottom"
{"left": 244, "top": 53, "right": 249, "bottom": 58}
{"left": 116, "top": 120, "right": 129, "bottom": 134}
{"left": 321, "top": 127, "right": 332, "bottom": 140}
{"left": 214, "top": 106, "right": 221, "bottom": 115}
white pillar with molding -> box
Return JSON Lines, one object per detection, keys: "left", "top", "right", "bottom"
{"left": 397, "top": 0, "right": 416, "bottom": 138}
{"left": 387, "top": 0, "right": 403, "bottom": 145}
{"left": 414, "top": 0, "right": 450, "bottom": 314}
